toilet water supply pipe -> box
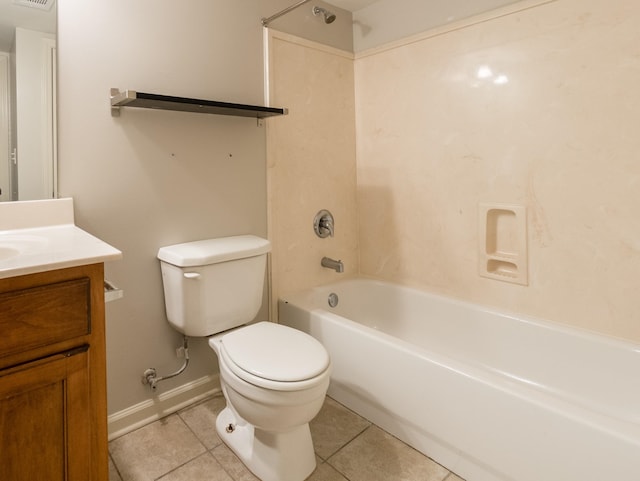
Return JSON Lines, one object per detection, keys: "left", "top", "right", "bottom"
{"left": 142, "top": 336, "right": 190, "bottom": 391}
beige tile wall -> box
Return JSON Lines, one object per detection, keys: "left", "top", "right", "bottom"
{"left": 267, "top": 0, "right": 640, "bottom": 344}
{"left": 266, "top": 31, "right": 358, "bottom": 315}
{"left": 354, "top": 0, "right": 640, "bottom": 342}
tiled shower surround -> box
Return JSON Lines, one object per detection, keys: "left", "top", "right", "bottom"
{"left": 267, "top": 0, "right": 640, "bottom": 344}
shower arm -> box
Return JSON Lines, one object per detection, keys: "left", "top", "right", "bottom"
{"left": 261, "top": 0, "right": 312, "bottom": 26}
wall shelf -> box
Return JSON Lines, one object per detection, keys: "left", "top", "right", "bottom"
{"left": 110, "top": 89, "right": 287, "bottom": 119}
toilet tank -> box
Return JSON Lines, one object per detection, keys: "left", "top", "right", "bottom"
{"left": 157, "top": 235, "right": 271, "bottom": 337}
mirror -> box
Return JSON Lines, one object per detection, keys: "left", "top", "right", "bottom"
{"left": 0, "top": 0, "right": 56, "bottom": 202}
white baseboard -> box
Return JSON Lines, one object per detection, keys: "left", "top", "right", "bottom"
{"left": 108, "top": 374, "right": 221, "bottom": 440}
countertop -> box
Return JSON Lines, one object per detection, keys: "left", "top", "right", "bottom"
{"left": 0, "top": 198, "right": 122, "bottom": 279}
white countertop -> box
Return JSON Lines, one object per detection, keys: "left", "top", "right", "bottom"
{"left": 0, "top": 198, "right": 122, "bottom": 279}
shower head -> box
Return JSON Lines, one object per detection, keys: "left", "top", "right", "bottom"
{"left": 312, "top": 6, "right": 336, "bottom": 24}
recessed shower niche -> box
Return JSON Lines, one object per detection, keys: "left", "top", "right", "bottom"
{"left": 478, "top": 203, "right": 528, "bottom": 285}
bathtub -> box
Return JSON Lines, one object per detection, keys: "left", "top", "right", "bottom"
{"left": 278, "top": 278, "right": 640, "bottom": 481}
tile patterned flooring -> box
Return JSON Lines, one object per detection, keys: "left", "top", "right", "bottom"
{"left": 109, "top": 395, "right": 466, "bottom": 481}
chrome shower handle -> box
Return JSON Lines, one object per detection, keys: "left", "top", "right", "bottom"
{"left": 314, "top": 210, "right": 335, "bottom": 238}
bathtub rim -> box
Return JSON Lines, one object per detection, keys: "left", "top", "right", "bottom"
{"left": 278, "top": 277, "right": 640, "bottom": 428}
{"left": 279, "top": 276, "right": 640, "bottom": 354}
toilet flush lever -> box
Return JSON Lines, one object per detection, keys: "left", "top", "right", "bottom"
{"left": 183, "top": 272, "right": 201, "bottom": 279}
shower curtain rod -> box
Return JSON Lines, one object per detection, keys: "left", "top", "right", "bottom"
{"left": 261, "top": 0, "right": 312, "bottom": 26}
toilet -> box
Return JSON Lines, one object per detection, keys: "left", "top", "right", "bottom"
{"left": 157, "top": 235, "right": 331, "bottom": 481}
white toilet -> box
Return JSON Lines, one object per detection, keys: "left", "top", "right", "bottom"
{"left": 157, "top": 235, "right": 331, "bottom": 481}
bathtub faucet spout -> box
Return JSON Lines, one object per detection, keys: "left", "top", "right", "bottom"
{"left": 321, "top": 256, "right": 344, "bottom": 273}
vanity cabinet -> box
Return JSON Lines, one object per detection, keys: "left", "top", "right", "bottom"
{"left": 0, "top": 263, "right": 108, "bottom": 481}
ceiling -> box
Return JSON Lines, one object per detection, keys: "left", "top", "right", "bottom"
{"left": 0, "top": 0, "right": 56, "bottom": 52}
{"left": 0, "top": 0, "right": 524, "bottom": 52}
{"left": 328, "top": 0, "right": 378, "bottom": 12}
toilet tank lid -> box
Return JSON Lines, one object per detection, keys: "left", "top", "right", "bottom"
{"left": 157, "top": 235, "right": 271, "bottom": 267}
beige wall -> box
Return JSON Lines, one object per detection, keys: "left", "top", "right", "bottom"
{"left": 58, "top": 0, "right": 266, "bottom": 416}
{"left": 355, "top": 0, "right": 640, "bottom": 342}
{"left": 266, "top": 31, "right": 358, "bottom": 313}
{"left": 56, "top": 0, "right": 353, "bottom": 419}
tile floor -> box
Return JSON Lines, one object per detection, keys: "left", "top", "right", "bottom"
{"left": 109, "top": 395, "right": 465, "bottom": 481}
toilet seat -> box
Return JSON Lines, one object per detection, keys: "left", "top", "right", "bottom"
{"left": 218, "top": 322, "right": 330, "bottom": 391}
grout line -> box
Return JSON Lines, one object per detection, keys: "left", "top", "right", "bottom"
{"left": 209, "top": 445, "right": 247, "bottom": 481}
{"left": 443, "top": 471, "right": 466, "bottom": 481}
{"left": 152, "top": 452, "right": 214, "bottom": 481}
{"left": 328, "top": 463, "right": 352, "bottom": 481}
{"left": 154, "top": 414, "right": 208, "bottom": 481}
{"left": 324, "top": 423, "right": 372, "bottom": 464}
{"left": 175, "top": 394, "right": 225, "bottom": 454}
{"left": 108, "top": 452, "right": 125, "bottom": 481}
{"left": 175, "top": 394, "right": 255, "bottom": 481}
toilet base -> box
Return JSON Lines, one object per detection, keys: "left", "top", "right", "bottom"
{"left": 215, "top": 406, "right": 317, "bottom": 481}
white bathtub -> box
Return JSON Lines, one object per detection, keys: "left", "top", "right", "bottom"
{"left": 278, "top": 278, "right": 640, "bottom": 481}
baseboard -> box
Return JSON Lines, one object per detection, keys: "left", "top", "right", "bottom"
{"left": 107, "top": 374, "right": 221, "bottom": 440}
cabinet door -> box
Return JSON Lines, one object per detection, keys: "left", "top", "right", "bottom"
{"left": 0, "top": 346, "right": 91, "bottom": 481}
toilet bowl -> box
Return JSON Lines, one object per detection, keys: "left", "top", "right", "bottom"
{"left": 210, "top": 321, "right": 330, "bottom": 481}
{"left": 157, "top": 236, "right": 331, "bottom": 481}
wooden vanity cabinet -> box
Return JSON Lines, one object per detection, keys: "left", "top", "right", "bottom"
{"left": 0, "top": 263, "right": 108, "bottom": 481}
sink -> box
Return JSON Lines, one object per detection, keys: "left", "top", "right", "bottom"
{"left": 0, "top": 246, "right": 20, "bottom": 261}
{"left": 0, "top": 198, "right": 122, "bottom": 280}
{"left": 0, "top": 234, "right": 49, "bottom": 261}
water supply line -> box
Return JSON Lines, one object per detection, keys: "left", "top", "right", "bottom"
{"left": 142, "top": 336, "right": 190, "bottom": 391}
